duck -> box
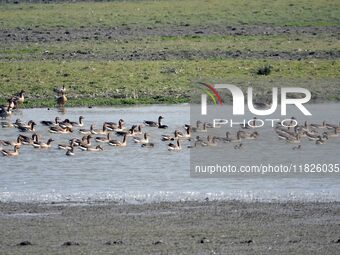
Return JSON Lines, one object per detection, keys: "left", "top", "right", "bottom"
{"left": 56, "top": 91, "right": 67, "bottom": 107}
{"left": 108, "top": 134, "right": 127, "bottom": 147}
{"left": 1, "top": 145, "right": 20, "bottom": 157}
{"left": 95, "top": 133, "right": 111, "bottom": 143}
{"left": 41, "top": 117, "right": 60, "bottom": 127}
{"left": 168, "top": 139, "right": 181, "bottom": 151}
{"left": 133, "top": 133, "right": 149, "bottom": 144}
{"left": 144, "top": 116, "right": 168, "bottom": 128}
{"left": 69, "top": 116, "right": 85, "bottom": 127}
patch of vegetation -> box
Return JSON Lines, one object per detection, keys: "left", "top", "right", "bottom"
{"left": 0, "top": 59, "right": 339, "bottom": 107}
{"left": 0, "top": 0, "right": 339, "bottom": 28}
{"left": 256, "top": 65, "right": 273, "bottom": 75}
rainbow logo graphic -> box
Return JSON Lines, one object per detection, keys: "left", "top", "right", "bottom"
{"left": 197, "top": 82, "right": 223, "bottom": 105}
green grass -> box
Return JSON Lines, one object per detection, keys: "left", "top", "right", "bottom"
{"left": 1, "top": 34, "right": 339, "bottom": 60}
{"left": 0, "top": 0, "right": 339, "bottom": 28}
{"left": 0, "top": 59, "right": 339, "bottom": 107}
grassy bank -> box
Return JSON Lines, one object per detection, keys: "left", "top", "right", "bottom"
{"left": 0, "top": 0, "right": 339, "bottom": 28}
{"left": 0, "top": 59, "right": 339, "bottom": 107}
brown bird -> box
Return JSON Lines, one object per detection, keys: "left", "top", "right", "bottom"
{"left": 57, "top": 91, "right": 67, "bottom": 107}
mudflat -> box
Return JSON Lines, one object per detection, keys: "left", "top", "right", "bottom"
{"left": 0, "top": 201, "right": 339, "bottom": 254}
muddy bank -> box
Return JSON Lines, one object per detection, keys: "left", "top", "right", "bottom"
{"left": 2, "top": 49, "right": 339, "bottom": 61}
{"left": 1, "top": 25, "right": 339, "bottom": 44}
{"left": 0, "top": 201, "right": 339, "bottom": 254}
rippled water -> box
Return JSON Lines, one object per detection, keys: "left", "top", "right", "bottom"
{"left": 0, "top": 104, "right": 339, "bottom": 203}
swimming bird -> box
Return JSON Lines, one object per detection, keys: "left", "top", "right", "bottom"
{"left": 49, "top": 126, "right": 73, "bottom": 134}
{"left": 32, "top": 138, "right": 54, "bottom": 149}
{"left": 41, "top": 117, "right": 60, "bottom": 127}
{"left": 161, "top": 130, "right": 180, "bottom": 141}
{"left": 69, "top": 116, "right": 84, "bottom": 127}
{"left": 95, "top": 133, "right": 111, "bottom": 143}
{"left": 79, "top": 124, "right": 95, "bottom": 135}
{"left": 108, "top": 134, "right": 127, "bottom": 147}
{"left": 201, "top": 136, "right": 218, "bottom": 146}
{"left": 85, "top": 145, "right": 103, "bottom": 151}
{"left": 66, "top": 146, "right": 75, "bottom": 156}
{"left": 240, "top": 117, "right": 257, "bottom": 129}
{"left": 0, "top": 136, "right": 22, "bottom": 147}
{"left": 234, "top": 143, "right": 244, "bottom": 150}
{"left": 0, "top": 105, "right": 12, "bottom": 119}
{"left": 292, "top": 145, "right": 302, "bottom": 150}
{"left": 17, "top": 121, "right": 36, "bottom": 132}
{"left": 310, "top": 121, "right": 326, "bottom": 129}
{"left": 315, "top": 136, "right": 327, "bottom": 145}
{"left": 144, "top": 116, "right": 168, "bottom": 128}
{"left": 58, "top": 139, "right": 77, "bottom": 150}
{"left": 133, "top": 133, "right": 149, "bottom": 144}
{"left": 168, "top": 139, "right": 181, "bottom": 151}
{"left": 1, "top": 145, "right": 20, "bottom": 157}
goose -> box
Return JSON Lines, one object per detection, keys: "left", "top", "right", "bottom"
{"left": 57, "top": 91, "right": 67, "bottom": 107}
{"left": 79, "top": 124, "right": 95, "bottom": 135}
{"left": 193, "top": 122, "right": 207, "bottom": 133}
{"left": 41, "top": 117, "right": 60, "bottom": 127}
{"left": 32, "top": 138, "right": 54, "bottom": 149}
{"left": 324, "top": 129, "right": 338, "bottom": 138}
{"left": 108, "top": 134, "right": 127, "bottom": 147}
{"left": 49, "top": 126, "right": 73, "bottom": 134}
{"left": 239, "top": 131, "right": 259, "bottom": 140}
{"left": 133, "top": 133, "right": 149, "bottom": 144}
{"left": 144, "top": 116, "right": 168, "bottom": 128}
{"left": 18, "top": 121, "right": 36, "bottom": 132}
{"left": 229, "top": 131, "right": 242, "bottom": 143}
{"left": 113, "top": 119, "right": 125, "bottom": 132}
{"left": 1, "top": 145, "right": 20, "bottom": 157}
{"left": 104, "top": 121, "right": 117, "bottom": 131}
{"left": 6, "top": 98, "right": 15, "bottom": 109}
{"left": 69, "top": 116, "right": 84, "bottom": 127}
{"left": 88, "top": 145, "right": 104, "bottom": 152}
{"left": 133, "top": 125, "right": 143, "bottom": 135}
{"left": 201, "top": 136, "right": 218, "bottom": 146}
{"left": 310, "top": 121, "right": 326, "bottom": 129}
{"left": 305, "top": 131, "right": 322, "bottom": 141}
{"left": 0, "top": 105, "right": 12, "bottom": 119}
{"left": 141, "top": 143, "right": 155, "bottom": 148}
{"left": 0, "top": 136, "right": 22, "bottom": 147}
{"left": 161, "top": 130, "right": 180, "bottom": 141}
{"left": 18, "top": 134, "right": 36, "bottom": 145}
{"left": 79, "top": 135, "right": 93, "bottom": 149}
{"left": 91, "top": 123, "right": 109, "bottom": 135}
{"left": 182, "top": 125, "right": 191, "bottom": 138}
{"left": 58, "top": 139, "right": 77, "bottom": 150}
{"left": 66, "top": 146, "right": 75, "bottom": 156}
{"left": 54, "top": 85, "right": 66, "bottom": 94}
{"left": 285, "top": 134, "right": 301, "bottom": 144}
{"left": 315, "top": 136, "right": 327, "bottom": 145}
{"left": 217, "top": 132, "right": 231, "bottom": 143}
{"left": 326, "top": 122, "right": 340, "bottom": 130}
{"left": 95, "top": 133, "right": 111, "bottom": 143}
{"left": 240, "top": 117, "right": 257, "bottom": 129}
{"left": 12, "top": 90, "right": 25, "bottom": 108}
{"left": 168, "top": 139, "right": 181, "bottom": 151}
{"left": 59, "top": 119, "right": 73, "bottom": 129}
{"left": 116, "top": 125, "right": 137, "bottom": 136}
{"left": 1, "top": 121, "right": 14, "bottom": 128}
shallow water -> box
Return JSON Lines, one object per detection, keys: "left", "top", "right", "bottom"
{"left": 0, "top": 104, "right": 339, "bottom": 203}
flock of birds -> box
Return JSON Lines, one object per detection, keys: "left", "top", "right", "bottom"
{"left": 0, "top": 88, "right": 339, "bottom": 157}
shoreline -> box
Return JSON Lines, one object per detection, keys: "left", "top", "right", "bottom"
{"left": 0, "top": 200, "right": 339, "bottom": 254}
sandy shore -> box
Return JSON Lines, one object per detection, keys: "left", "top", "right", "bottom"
{"left": 0, "top": 201, "right": 339, "bottom": 254}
